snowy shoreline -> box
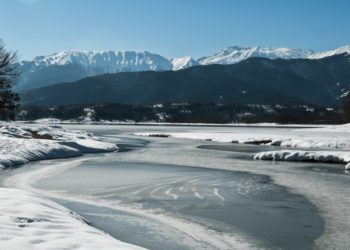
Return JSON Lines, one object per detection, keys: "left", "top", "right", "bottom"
{"left": 0, "top": 122, "right": 117, "bottom": 169}
{"left": 0, "top": 188, "right": 145, "bottom": 250}
{"left": 135, "top": 123, "right": 350, "bottom": 169}
{"left": 0, "top": 122, "right": 146, "bottom": 249}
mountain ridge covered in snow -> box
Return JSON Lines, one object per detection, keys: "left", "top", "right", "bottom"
{"left": 15, "top": 44, "right": 350, "bottom": 90}
{"left": 19, "top": 44, "right": 350, "bottom": 69}
{"left": 198, "top": 46, "right": 315, "bottom": 65}
{"left": 21, "top": 52, "right": 350, "bottom": 107}
{"left": 307, "top": 45, "right": 350, "bottom": 59}
{"left": 15, "top": 50, "right": 173, "bottom": 90}
{"left": 23, "top": 50, "right": 172, "bottom": 71}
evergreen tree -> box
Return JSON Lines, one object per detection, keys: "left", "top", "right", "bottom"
{"left": 0, "top": 40, "right": 19, "bottom": 120}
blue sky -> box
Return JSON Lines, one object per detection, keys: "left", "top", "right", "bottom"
{"left": 1, "top": 0, "right": 350, "bottom": 60}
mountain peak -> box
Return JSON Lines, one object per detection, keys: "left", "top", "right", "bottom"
{"left": 198, "top": 46, "right": 314, "bottom": 65}
{"left": 308, "top": 45, "right": 350, "bottom": 59}
{"left": 170, "top": 56, "right": 200, "bottom": 70}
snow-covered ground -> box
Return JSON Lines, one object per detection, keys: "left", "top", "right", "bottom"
{"left": 0, "top": 122, "right": 117, "bottom": 169}
{"left": 135, "top": 123, "right": 350, "bottom": 168}
{"left": 0, "top": 122, "right": 147, "bottom": 249}
{"left": 0, "top": 188, "right": 144, "bottom": 250}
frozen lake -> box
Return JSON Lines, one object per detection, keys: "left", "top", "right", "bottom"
{"left": 2, "top": 124, "right": 350, "bottom": 249}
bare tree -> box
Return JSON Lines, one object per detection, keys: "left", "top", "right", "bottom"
{"left": 0, "top": 40, "right": 20, "bottom": 120}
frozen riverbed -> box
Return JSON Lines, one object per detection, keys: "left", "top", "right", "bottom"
{"left": 29, "top": 160, "right": 322, "bottom": 249}
{"left": 3, "top": 124, "right": 349, "bottom": 249}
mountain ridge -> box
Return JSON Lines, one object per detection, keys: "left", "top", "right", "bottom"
{"left": 20, "top": 54, "right": 350, "bottom": 107}
{"left": 15, "top": 44, "right": 350, "bottom": 91}
{"left": 198, "top": 46, "right": 314, "bottom": 65}
{"left": 307, "top": 45, "right": 350, "bottom": 59}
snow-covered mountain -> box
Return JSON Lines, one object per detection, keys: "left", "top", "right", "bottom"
{"left": 307, "top": 45, "right": 350, "bottom": 59}
{"left": 22, "top": 50, "right": 173, "bottom": 72}
{"left": 15, "top": 51, "right": 200, "bottom": 90}
{"left": 170, "top": 56, "right": 200, "bottom": 70}
{"left": 15, "top": 50, "right": 173, "bottom": 90}
{"left": 198, "top": 46, "right": 315, "bottom": 65}
{"left": 14, "top": 45, "right": 350, "bottom": 91}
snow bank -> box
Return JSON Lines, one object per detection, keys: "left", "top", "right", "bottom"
{"left": 0, "top": 188, "right": 144, "bottom": 250}
{"left": 136, "top": 131, "right": 350, "bottom": 149}
{"left": 254, "top": 150, "right": 350, "bottom": 164}
{"left": 0, "top": 122, "right": 117, "bottom": 169}
{"left": 252, "top": 124, "right": 350, "bottom": 167}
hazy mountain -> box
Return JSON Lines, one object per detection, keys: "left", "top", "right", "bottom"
{"left": 21, "top": 54, "right": 350, "bottom": 107}
{"left": 198, "top": 46, "right": 314, "bottom": 65}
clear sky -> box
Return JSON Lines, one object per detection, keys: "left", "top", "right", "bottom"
{"left": 1, "top": 0, "right": 350, "bottom": 60}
